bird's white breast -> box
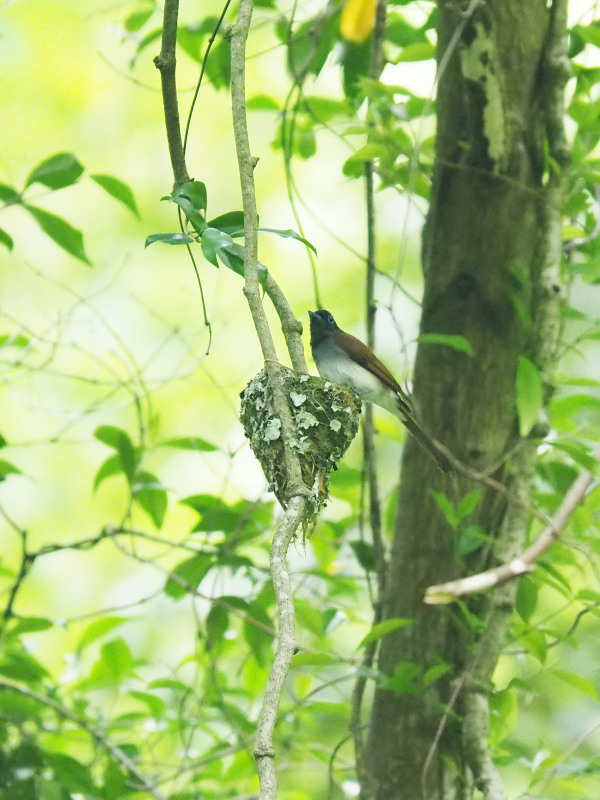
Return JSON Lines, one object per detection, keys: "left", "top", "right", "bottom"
{"left": 314, "top": 343, "right": 404, "bottom": 420}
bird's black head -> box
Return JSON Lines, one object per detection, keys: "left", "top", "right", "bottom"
{"left": 309, "top": 309, "right": 340, "bottom": 347}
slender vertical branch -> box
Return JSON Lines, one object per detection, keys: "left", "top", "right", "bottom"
{"left": 154, "top": 0, "right": 190, "bottom": 188}
{"left": 3, "top": 526, "right": 31, "bottom": 621}
{"left": 351, "top": 5, "right": 388, "bottom": 796}
{"left": 230, "top": 4, "right": 311, "bottom": 800}
{"left": 264, "top": 272, "right": 308, "bottom": 373}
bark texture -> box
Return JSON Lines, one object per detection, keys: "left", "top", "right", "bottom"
{"left": 364, "top": 1, "right": 567, "bottom": 798}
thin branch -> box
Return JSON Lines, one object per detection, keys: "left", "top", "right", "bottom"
{"left": 351, "top": 3, "right": 387, "bottom": 789}
{"left": 0, "top": 679, "right": 168, "bottom": 800}
{"left": 230, "top": 6, "right": 312, "bottom": 800}
{"left": 264, "top": 272, "right": 307, "bottom": 373}
{"left": 3, "top": 526, "right": 30, "bottom": 621}
{"left": 253, "top": 495, "right": 307, "bottom": 799}
{"left": 183, "top": 0, "right": 233, "bottom": 156}
{"left": 154, "top": 0, "right": 190, "bottom": 187}
{"left": 424, "top": 446, "right": 598, "bottom": 601}
{"left": 535, "top": 713, "right": 600, "bottom": 791}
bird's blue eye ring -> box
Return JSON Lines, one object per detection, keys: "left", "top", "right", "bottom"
{"left": 327, "top": 314, "right": 334, "bottom": 324}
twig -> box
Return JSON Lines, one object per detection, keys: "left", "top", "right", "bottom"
{"left": 535, "top": 713, "right": 600, "bottom": 791}
{"left": 230, "top": 5, "right": 311, "bottom": 799}
{"left": 0, "top": 679, "right": 168, "bottom": 800}
{"left": 351, "top": 4, "right": 387, "bottom": 787}
{"left": 154, "top": 0, "right": 190, "bottom": 188}
{"left": 2, "top": 526, "right": 31, "bottom": 621}
{"left": 253, "top": 495, "right": 307, "bottom": 799}
{"left": 425, "top": 449, "right": 598, "bottom": 601}
{"left": 263, "top": 272, "right": 307, "bottom": 373}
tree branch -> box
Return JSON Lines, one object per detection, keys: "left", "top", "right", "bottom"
{"left": 0, "top": 679, "right": 168, "bottom": 800}
{"left": 154, "top": 0, "right": 190, "bottom": 188}
{"left": 230, "top": 4, "right": 312, "bottom": 800}
{"left": 425, "top": 446, "right": 598, "bottom": 602}
{"left": 263, "top": 272, "right": 307, "bottom": 373}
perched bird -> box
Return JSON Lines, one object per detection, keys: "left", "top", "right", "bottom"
{"left": 309, "top": 309, "right": 452, "bottom": 472}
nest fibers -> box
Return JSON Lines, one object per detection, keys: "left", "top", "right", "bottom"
{"left": 240, "top": 368, "right": 361, "bottom": 518}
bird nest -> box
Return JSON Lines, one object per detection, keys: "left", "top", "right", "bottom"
{"left": 240, "top": 367, "right": 361, "bottom": 516}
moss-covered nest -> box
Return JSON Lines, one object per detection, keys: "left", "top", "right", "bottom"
{"left": 240, "top": 367, "right": 361, "bottom": 514}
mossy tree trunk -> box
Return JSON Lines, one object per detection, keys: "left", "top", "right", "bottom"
{"left": 364, "top": 1, "right": 568, "bottom": 798}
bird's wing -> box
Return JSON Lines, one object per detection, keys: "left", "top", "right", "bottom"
{"left": 337, "top": 331, "right": 413, "bottom": 414}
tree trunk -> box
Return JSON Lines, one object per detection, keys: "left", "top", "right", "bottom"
{"left": 364, "top": 1, "right": 568, "bottom": 798}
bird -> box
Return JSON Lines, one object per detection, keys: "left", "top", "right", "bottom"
{"left": 308, "top": 309, "right": 452, "bottom": 473}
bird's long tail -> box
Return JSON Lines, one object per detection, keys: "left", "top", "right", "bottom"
{"left": 400, "top": 414, "right": 454, "bottom": 474}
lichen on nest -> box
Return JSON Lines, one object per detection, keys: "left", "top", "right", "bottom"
{"left": 240, "top": 367, "right": 361, "bottom": 517}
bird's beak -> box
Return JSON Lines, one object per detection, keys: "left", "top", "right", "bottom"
{"left": 308, "top": 310, "right": 317, "bottom": 320}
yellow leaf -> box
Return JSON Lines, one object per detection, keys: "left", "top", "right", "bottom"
{"left": 340, "top": 0, "right": 377, "bottom": 43}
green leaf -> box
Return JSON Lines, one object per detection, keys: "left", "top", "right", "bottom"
{"left": 395, "top": 42, "right": 436, "bottom": 62}
{"left": 85, "top": 637, "right": 135, "bottom": 688}
{"left": 159, "top": 436, "right": 218, "bottom": 452}
{"left": 456, "top": 489, "right": 482, "bottom": 519}
{"left": 341, "top": 38, "right": 372, "bottom": 101}
{"left": 418, "top": 333, "right": 474, "bottom": 356}
{"left": 516, "top": 576, "right": 538, "bottom": 622}
{"left": 359, "top": 618, "right": 414, "bottom": 648}
{"left": 91, "top": 174, "right": 139, "bottom": 216}
{"left": 94, "top": 425, "right": 137, "bottom": 483}
{"left": 0, "top": 651, "right": 49, "bottom": 683}
{"left": 490, "top": 687, "right": 518, "bottom": 744}
{"left": 207, "top": 210, "right": 245, "bottom": 236}
{"left": 206, "top": 604, "right": 229, "bottom": 649}
{"left": 25, "top": 153, "right": 84, "bottom": 190}
{"left": 350, "top": 540, "right": 376, "bottom": 571}
{"left": 77, "top": 617, "right": 128, "bottom": 651}
{"left": 93, "top": 454, "right": 122, "bottom": 490}
{"left": 291, "top": 652, "right": 338, "bottom": 667}
{"left": 0, "top": 333, "right": 29, "bottom": 348}
{"left": 170, "top": 180, "right": 207, "bottom": 213}
{"left": 124, "top": 7, "right": 154, "bottom": 32}
{"left": 0, "top": 459, "right": 22, "bottom": 481}
{"left": 243, "top": 600, "right": 273, "bottom": 667}
{"left": 45, "top": 753, "right": 95, "bottom": 794}
{"left": 258, "top": 227, "right": 317, "bottom": 255}
{"left": 145, "top": 232, "right": 194, "bottom": 247}
{"left": 180, "top": 494, "right": 239, "bottom": 533}
{"left": 247, "top": 94, "right": 280, "bottom": 111}
{"left": 146, "top": 678, "right": 188, "bottom": 691}
{"left": 201, "top": 227, "right": 234, "bottom": 267}
{"left": 25, "top": 205, "right": 90, "bottom": 264}
{"left": 129, "top": 690, "right": 165, "bottom": 716}
{"left": 573, "top": 21, "right": 600, "bottom": 48}
{"left": 0, "top": 227, "right": 13, "bottom": 250}
{"left": 382, "top": 660, "right": 421, "bottom": 693}
{"left": 200, "top": 228, "right": 268, "bottom": 284}
{"left": 343, "top": 143, "right": 389, "bottom": 177}
{"left": 553, "top": 669, "right": 598, "bottom": 699}
{"left": 551, "top": 393, "right": 600, "bottom": 428}
{"left": 9, "top": 617, "right": 53, "bottom": 634}
{"left": 284, "top": 15, "right": 337, "bottom": 79}
{"left": 516, "top": 356, "right": 543, "bottom": 436}
{"left": 520, "top": 630, "right": 547, "bottom": 664}
{"left": 457, "top": 525, "right": 489, "bottom": 557}
{"left": 204, "top": 38, "right": 231, "bottom": 89}
{"left": 0, "top": 183, "right": 20, "bottom": 203}
{"left": 164, "top": 553, "right": 215, "bottom": 599}
{"left": 133, "top": 471, "right": 168, "bottom": 527}
{"left": 386, "top": 13, "right": 427, "bottom": 47}
{"left": 431, "top": 490, "right": 459, "bottom": 529}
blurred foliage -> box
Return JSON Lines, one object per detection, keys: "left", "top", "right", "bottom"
{"left": 0, "top": 1, "right": 599, "bottom": 799}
